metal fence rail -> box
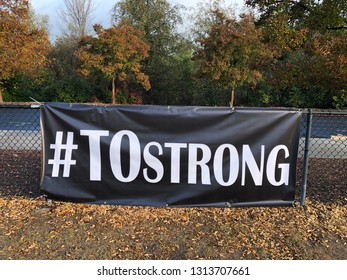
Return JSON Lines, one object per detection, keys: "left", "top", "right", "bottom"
{"left": 0, "top": 104, "right": 346, "bottom": 203}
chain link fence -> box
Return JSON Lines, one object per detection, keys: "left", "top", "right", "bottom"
{"left": 0, "top": 104, "right": 346, "bottom": 204}
{"left": 298, "top": 110, "right": 346, "bottom": 205}
{"left": 0, "top": 104, "right": 41, "bottom": 197}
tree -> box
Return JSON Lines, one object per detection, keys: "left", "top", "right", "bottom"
{"left": 112, "top": 0, "right": 190, "bottom": 105}
{"left": 76, "top": 21, "right": 150, "bottom": 104}
{"left": 245, "top": 0, "right": 347, "bottom": 108}
{"left": 246, "top": 0, "right": 347, "bottom": 33}
{"left": 49, "top": 36, "right": 81, "bottom": 79}
{"left": 112, "top": 0, "right": 183, "bottom": 57}
{"left": 50, "top": 0, "right": 96, "bottom": 103}
{"left": 245, "top": 0, "right": 346, "bottom": 55}
{"left": 0, "top": 0, "right": 49, "bottom": 102}
{"left": 193, "top": 8, "right": 270, "bottom": 107}
{"left": 60, "top": 0, "right": 95, "bottom": 40}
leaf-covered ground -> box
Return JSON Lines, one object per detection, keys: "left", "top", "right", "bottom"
{"left": 0, "top": 150, "right": 346, "bottom": 260}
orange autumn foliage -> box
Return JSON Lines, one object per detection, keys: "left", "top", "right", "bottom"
{"left": 76, "top": 20, "right": 150, "bottom": 104}
{"left": 0, "top": 0, "right": 49, "bottom": 102}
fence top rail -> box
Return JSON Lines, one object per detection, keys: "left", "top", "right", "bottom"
{"left": 309, "top": 111, "right": 347, "bottom": 116}
{"left": 0, "top": 103, "right": 346, "bottom": 114}
{"left": 0, "top": 103, "right": 41, "bottom": 109}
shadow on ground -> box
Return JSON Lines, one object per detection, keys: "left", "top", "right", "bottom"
{"left": 1, "top": 151, "right": 346, "bottom": 206}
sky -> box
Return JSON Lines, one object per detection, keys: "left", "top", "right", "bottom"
{"left": 31, "top": 0, "right": 245, "bottom": 41}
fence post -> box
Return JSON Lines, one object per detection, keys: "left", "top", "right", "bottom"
{"left": 300, "top": 109, "right": 313, "bottom": 206}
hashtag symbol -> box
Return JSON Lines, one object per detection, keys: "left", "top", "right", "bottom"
{"left": 48, "top": 131, "right": 78, "bottom": 177}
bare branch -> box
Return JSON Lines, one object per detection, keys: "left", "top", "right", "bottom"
{"left": 60, "top": 0, "right": 95, "bottom": 39}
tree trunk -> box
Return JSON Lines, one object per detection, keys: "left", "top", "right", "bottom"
{"left": 230, "top": 84, "right": 235, "bottom": 108}
{"left": 112, "top": 77, "right": 116, "bottom": 104}
{"left": 0, "top": 87, "right": 3, "bottom": 103}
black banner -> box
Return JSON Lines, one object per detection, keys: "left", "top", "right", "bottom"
{"left": 40, "top": 103, "right": 302, "bottom": 207}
